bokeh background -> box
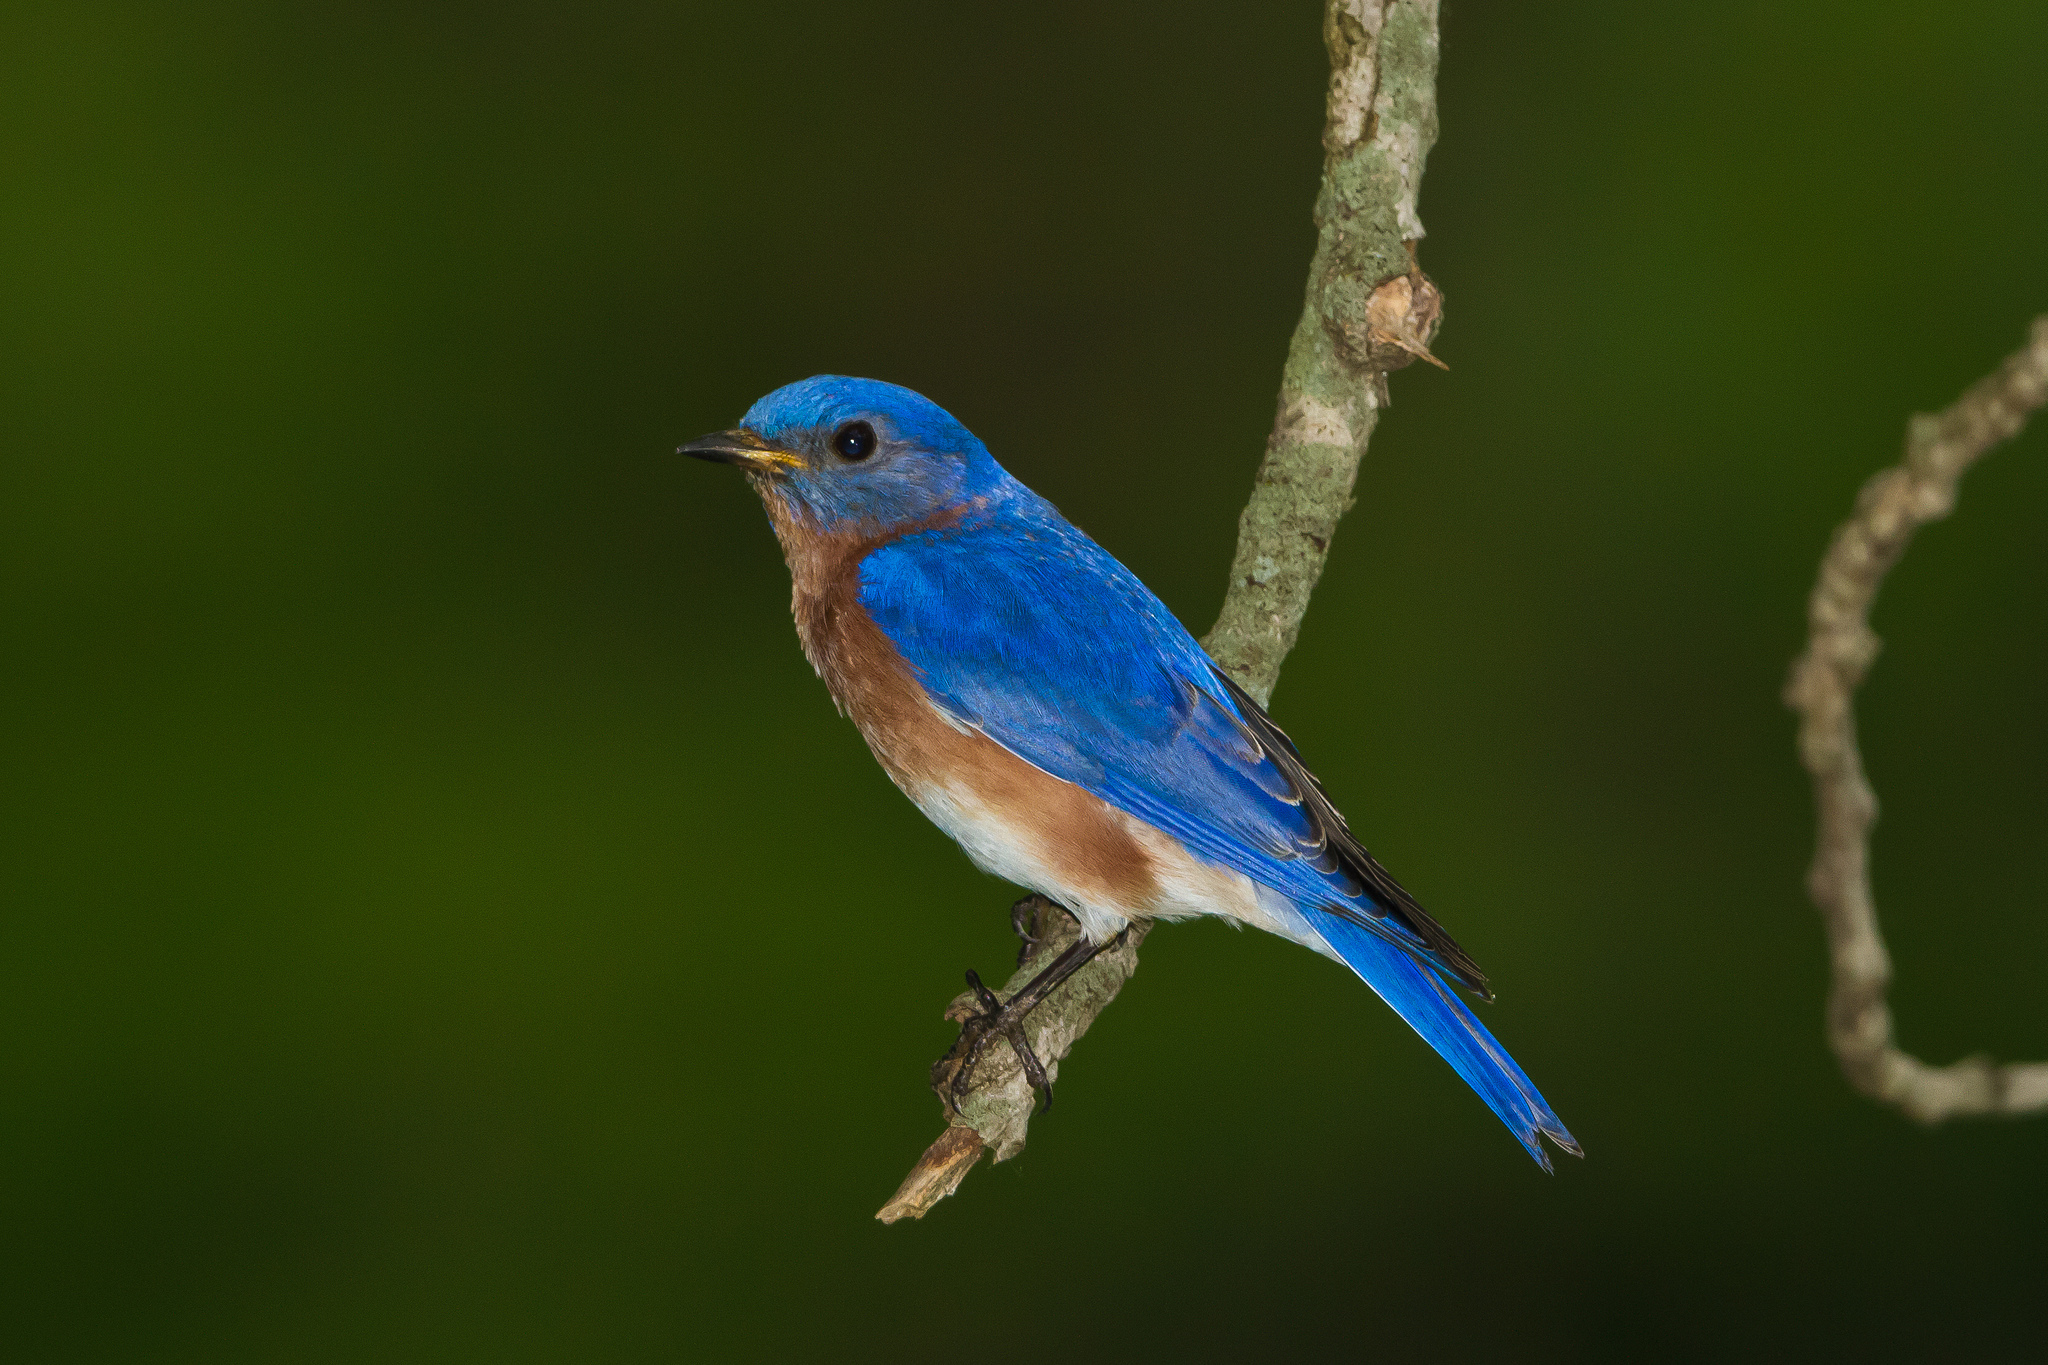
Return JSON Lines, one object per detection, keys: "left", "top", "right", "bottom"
{"left": 5, "top": 1, "right": 2046, "bottom": 1359}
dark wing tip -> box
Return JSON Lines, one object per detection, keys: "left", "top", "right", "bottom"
{"left": 1351, "top": 846, "right": 1493, "bottom": 997}
{"left": 1209, "top": 669, "right": 1496, "bottom": 1000}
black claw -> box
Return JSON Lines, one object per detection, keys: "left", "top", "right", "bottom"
{"left": 964, "top": 968, "right": 1003, "bottom": 1017}
{"left": 1005, "top": 1013, "right": 1052, "bottom": 1105}
{"left": 1009, "top": 895, "right": 1043, "bottom": 967}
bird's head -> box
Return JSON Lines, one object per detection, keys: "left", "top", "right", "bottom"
{"left": 680, "top": 376, "right": 1004, "bottom": 537}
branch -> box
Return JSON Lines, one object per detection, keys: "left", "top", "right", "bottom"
{"left": 1207, "top": 0, "right": 1445, "bottom": 706}
{"left": 879, "top": 0, "right": 1448, "bottom": 1222}
{"left": 1784, "top": 316, "right": 2048, "bottom": 1124}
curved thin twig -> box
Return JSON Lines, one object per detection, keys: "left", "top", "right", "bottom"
{"left": 1784, "top": 316, "right": 2048, "bottom": 1123}
{"left": 878, "top": 0, "right": 1449, "bottom": 1221}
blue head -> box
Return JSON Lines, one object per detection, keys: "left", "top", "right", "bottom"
{"left": 680, "top": 376, "right": 1011, "bottom": 535}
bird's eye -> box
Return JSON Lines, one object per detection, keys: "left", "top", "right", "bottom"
{"left": 832, "top": 420, "right": 877, "bottom": 462}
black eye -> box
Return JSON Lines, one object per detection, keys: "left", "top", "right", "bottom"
{"left": 832, "top": 420, "right": 877, "bottom": 461}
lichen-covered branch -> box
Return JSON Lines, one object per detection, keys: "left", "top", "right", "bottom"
{"left": 878, "top": 0, "right": 1448, "bottom": 1222}
{"left": 1784, "top": 316, "right": 2048, "bottom": 1124}
{"left": 1205, "top": 0, "right": 1445, "bottom": 705}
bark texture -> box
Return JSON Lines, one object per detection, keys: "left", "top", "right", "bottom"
{"left": 879, "top": 0, "right": 1447, "bottom": 1222}
{"left": 1205, "top": 0, "right": 1444, "bottom": 705}
{"left": 1784, "top": 316, "right": 2048, "bottom": 1124}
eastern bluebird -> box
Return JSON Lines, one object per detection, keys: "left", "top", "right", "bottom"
{"left": 683, "top": 376, "right": 1578, "bottom": 1168}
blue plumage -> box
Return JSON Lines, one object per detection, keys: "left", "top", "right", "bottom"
{"left": 687, "top": 375, "right": 1579, "bottom": 1169}
{"left": 863, "top": 505, "right": 1431, "bottom": 959}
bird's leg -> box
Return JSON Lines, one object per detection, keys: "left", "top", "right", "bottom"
{"left": 944, "top": 925, "right": 1128, "bottom": 1115}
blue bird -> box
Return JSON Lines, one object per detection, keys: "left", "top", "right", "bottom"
{"left": 682, "top": 376, "right": 1579, "bottom": 1169}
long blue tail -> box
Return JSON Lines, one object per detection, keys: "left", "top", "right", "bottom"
{"left": 1303, "top": 906, "right": 1580, "bottom": 1170}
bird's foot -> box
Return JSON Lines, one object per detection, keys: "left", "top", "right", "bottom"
{"left": 942, "top": 968, "right": 1055, "bottom": 1115}
{"left": 935, "top": 920, "right": 1128, "bottom": 1118}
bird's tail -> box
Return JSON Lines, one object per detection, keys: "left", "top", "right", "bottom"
{"left": 1302, "top": 905, "right": 1581, "bottom": 1170}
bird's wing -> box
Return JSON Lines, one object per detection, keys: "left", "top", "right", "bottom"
{"left": 859, "top": 511, "right": 1489, "bottom": 998}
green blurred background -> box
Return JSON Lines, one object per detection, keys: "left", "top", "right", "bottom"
{"left": 4, "top": 1, "right": 2045, "bottom": 1359}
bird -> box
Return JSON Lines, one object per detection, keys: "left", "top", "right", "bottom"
{"left": 681, "top": 375, "right": 1579, "bottom": 1169}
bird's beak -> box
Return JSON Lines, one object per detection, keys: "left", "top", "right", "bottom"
{"left": 677, "top": 428, "right": 805, "bottom": 474}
